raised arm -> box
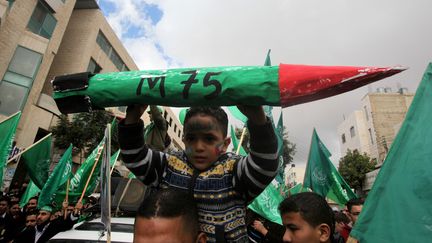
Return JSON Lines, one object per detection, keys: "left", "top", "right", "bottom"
{"left": 119, "top": 105, "right": 167, "bottom": 186}
{"left": 233, "top": 106, "right": 279, "bottom": 202}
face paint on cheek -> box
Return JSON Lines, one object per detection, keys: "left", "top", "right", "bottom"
{"left": 214, "top": 143, "right": 224, "bottom": 156}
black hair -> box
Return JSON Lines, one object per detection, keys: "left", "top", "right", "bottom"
{"left": 334, "top": 211, "right": 350, "bottom": 224}
{"left": 0, "top": 196, "right": 10, "bottom": 206}
{"left": 184, "top": 106, "right": 228, "bottom": 137}
{"left": 136, "top": 188, "right": 200, "bottom": 235}
{"left": 279, "top": 192, "right": 335, "bottom": 236}
{"left": 346, "top": 198, "right": 364, "bottom": 212}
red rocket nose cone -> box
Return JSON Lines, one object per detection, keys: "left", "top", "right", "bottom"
{"left": 278, "top": 64, "right": 407, "bottom": 107}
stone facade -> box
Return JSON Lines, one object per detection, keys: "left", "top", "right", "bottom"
{"left": 338, "top": 89, "right": 414, "bottom": 165}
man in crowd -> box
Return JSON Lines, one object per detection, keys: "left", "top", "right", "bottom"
{"left": 0, "top": 196, "right": 15, "bottom": 243}
{"left": 134, "top": 188, "right": 207, "bottom": 243}
{"left": 279, "top": 192, "right": 335, "bottom": 243}
{"left": 15, "top": 203, "right": 82, "bottom": 243}
{"left": 346, "top": 198, "right": 364, "bottom": 226}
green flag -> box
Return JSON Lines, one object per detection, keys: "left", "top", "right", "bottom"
{"left": 264, "top": 49, "right": 272, "bottom": 66}
{"left": 350, "top": 63, "right": 432, "bottom": 242}
{"left": 110, "top": 150, "right": 120, "bottom": 167}
{"left": 230, "top": 125, "right": 247, "bottom": 156}
{"left": 248, "top": 180, "right": 284, "bottom": 225}
{"left": 179, "top": 108, "right": 188, "bottom": 125}
{"left": 303, "top": 129, "right": 356, "bottom": 205}
{"left": 287, "top": 183, "right": 308, "bottom": 195}
{"left": 21, "top": 134, "right": 52, "bottom": 189}
{"left": 227, "top": 106, "right": 248, "bottom": 124}
{"left": 0, "top": 111, "right": 21, "bottom": 187}
{"left": 70, "top": 140, "right": 104, "bottom": 195}
{"left": 38, "top": 144, "right": 73, "bottom": 208}
{"left": 128, "top": 171, "right": 136, "bottom": 179}
{"left": 19, "top": 180, "right": 40, "bottom": 208}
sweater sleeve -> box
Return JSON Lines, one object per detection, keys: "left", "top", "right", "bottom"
{"left": 233, "top": 117, "right": 279, "bottom": 202}
{"left": 118, "top": 119, "right": 167, "bottom": 186}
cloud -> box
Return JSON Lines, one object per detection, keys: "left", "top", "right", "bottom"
{"left": 99, "top": 0, "right": 432, "bottom": 168}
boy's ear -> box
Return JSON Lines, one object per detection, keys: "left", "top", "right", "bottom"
{"left": 222, "top": 137, "right": 231, "bottom": 152}
{"left": 316, "top": 223, "right": 331, "bottom": 242}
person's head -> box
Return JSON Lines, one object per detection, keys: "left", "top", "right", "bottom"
{"left": 10, "top": 202, "right": 20, "bottom": 216}
{"left": 67, "top": 205, "right": 74, "bottom": 215}
{"left": 0, "top": 196, "right": 10, "bottom": 214}
{"left": 183, "top": 106, "right": 230, "bottom": 171}
{"left": 334, "top": 211, "right": 350, "bottom": 234}
{"left": 27, "top": 197, "right": 38, "bottom": 211}
{"left": 50, "top": 210, "right": 62, "bottom": 221}
{"left": 279, "top": 192, "right": 334, "bottom": 243}
{"left": 25, "top": 212, "right": 37, "bottom": 228}
{"left": 134, "top": 188, "right": 207, "bottom": 243}
{"left": 36, "top": 206, "right": 53, "bottom": 226}
{"left": 147, "top": 106, "right": 163, "bottom": 121}
{"left": 346, "top": 198, "right": 364, "bottom": 225}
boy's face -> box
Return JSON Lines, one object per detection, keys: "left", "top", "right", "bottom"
{"left": 183, "top": 114, "right": 230, "bottom": 171}
{"left": 134, "top": 216, "right": 207, "bottom": 243}
{"left": 281, "top": 212, "right": 331, "bottom": 243}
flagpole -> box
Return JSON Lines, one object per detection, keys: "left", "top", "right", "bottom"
{"left": 78, "top": 144, "right": 104, "bottom": 203}
{"left": 6, "top": 133, "right": 52, "bottom": 164}
{"left": 236, "top": 127, "right": 247, "bottom": 155}
{"left": 115, "top": 178, "right": 132, "bottom": 217}
{"left": 301, "top": 130, "right": 315, "bottom": 192}
{"left": 0, "top": 111, "right": 20, "bottom": 123}
{"left": 64, "top": 178, "right": 70, "bottom": 220}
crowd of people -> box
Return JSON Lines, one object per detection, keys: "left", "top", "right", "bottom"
{"left": 0, "top": 104, "right": 366, "bottom": 243}
{"left": 0, "top": 193, "right": 94, "bottom": 243}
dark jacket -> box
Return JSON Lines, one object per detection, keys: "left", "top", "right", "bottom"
{"left": 14, "top": 215, "right": 77, "bottom": 243}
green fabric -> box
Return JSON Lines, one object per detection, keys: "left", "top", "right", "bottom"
{"left": 303, "top": 129, "right": 356, "bottom": 205}
{"left": 128, "top": 171, "right": 136, "bottom": 179}
{"left": 264, "top": 49, "right": 272, "bottom": 66}
{"left": 53, "top": 66, "right": 281, "bottom": 107}
{"left": 19, "top": 180, "right": 40, "bottom": 208}
{"left": 178, "top": 108, "right": 188, "bottom": 125}
{"left": 38, "top": 144, "right": 73, "bottom": 208}
{"left": 21, "top": 134, "right": 52, "bottom": 189}
{"left": 230, "top": 125, "right": 247, "bottom": 156}
{"left": 39, "top": 205, "right": 53, "bottom": 213}
{"left": 0, "top": 111, "right": 21, "bottom": 188}
{"left": 287, "top": 183, "right": 309, "bottom": 195}
{"left": 70, "top": 140, "right": 104, "bottom": 195}
{"left": 110, "top": 150, "right": 120, "bottom": 167}
{"left": 350, "top": 63, "right": 432, "bottom": 242}
{"left": 227, "top": 106, "right": 248, "bottom": 123}
{"left": 248, "top": 180, "right": 284, "bottom": 225}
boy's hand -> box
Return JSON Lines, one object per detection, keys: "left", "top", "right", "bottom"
{"left": 237, "top": 105, "right": 266, "bottom": 125}
{"left": 125, "top": 104, "right": 148, "bottom": 125}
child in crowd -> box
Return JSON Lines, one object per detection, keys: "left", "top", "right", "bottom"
{"left": 119, "top": 105, "right": 278, "bottom": 242}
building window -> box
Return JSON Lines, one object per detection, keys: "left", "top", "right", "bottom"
{"left": 110, "top": 50, "right": 123, "bottom": 70}
{"left": 174, "top": 124, "right": 177, "bottom": 133}
{"left": 87, "top": 58, "right": 102, "bottom": 73}
{"left": 368, "top": 128, "right": 374, "bottom": 144}
{"left": 178, "top": 130, "right": 181, "bottom": 138}
{"left": 163, "top": 110, "right": 168, "bottom": 119}
{"left": 169, "top": 117, "right": 173, "bottom": 127}
{"left": 0, "top": 46, "right": 42, "bottom": 115}
{"left": 27, "top": 1, "right": 57, "bottom": 39}
{"left": 350, "top": 126, "right": 355, "bottom": 137}
{"left": 364, "top": 106, "right": 369, "bottom": 121}
{"left": 96, "top": 31, "right": 111, "bottom": 56}
{"left": 341, "top": 134, "right": 346, "bottom": 144}
{"left": 96, "top": 31, "right": 127, "bottom": 71}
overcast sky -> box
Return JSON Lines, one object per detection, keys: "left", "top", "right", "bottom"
{"left": 98, "top": 0, "right": 432, "bottom": 169}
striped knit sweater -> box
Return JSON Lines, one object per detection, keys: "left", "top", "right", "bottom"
{"left": 119, "top": 118, "right": 278, "bottom": 242}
